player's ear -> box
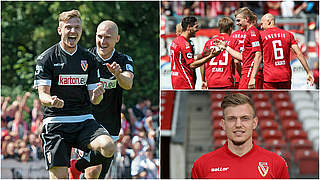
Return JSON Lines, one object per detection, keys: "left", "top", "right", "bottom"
{"left": 252, "top": 116, "right": 258, "bottom": 130}
{"left": 221, "top": 118, "right": 225, "bottom": 131}
{"left": 116, "top": 35, "right": 120, "bottom": 43}
{"left": 57, "top": 26, "right": 62, "bottom": 35}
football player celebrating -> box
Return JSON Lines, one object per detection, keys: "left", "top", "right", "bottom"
{"left": 170, "top": 16, "right": 221, "bottom": 89}
{"left": 200, "top": 17, "right": 237, "bottom": 89}
{"left": 217, "top": 7, "right": 263, "bottom": 89}
{"left": 34, "top": 10, "right": 114, "bottom": 179}
{"left": 68, "top": 20, "right": 134, "bottom": 179}
{"left": 260, "top": 13, "right": 314, "bottom": 89}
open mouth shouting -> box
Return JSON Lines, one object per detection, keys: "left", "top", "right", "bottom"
{"left": 68, "top": 35, "right": 78, "bottom": 44}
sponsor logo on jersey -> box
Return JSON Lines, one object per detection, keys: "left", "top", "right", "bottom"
{"left": 211, "top": 167, "right": 229, "bottom": 172}
{"left": 258, "top": 162, "right": 269, "bottom": 177}
{"left": 252, "top": 41, "right": 260, "bottom": 47}
{"left": 54, "top": 63, "right": 65, "bottom": 68}
{"left": 81, "top": 60, "right": 88, "bottom": 71}
{"left": 35, "top": 65, "right": 43, "bottom": 75}
{"left": 100, "top": 78, "right": 117, "bottom": 89}
{"left": 186, "top": 52, "right": 193, "bottom": 59}
{"left": 126, "top": 64, "right": 133, "bottom": 72}
{"left": 58, "top": 74, "right": 88, "bottom": 85}
{"left": 46, "top": 152, "right": 51, "bottom": 164}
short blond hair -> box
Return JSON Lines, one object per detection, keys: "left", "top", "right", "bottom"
{"left": 235, "top": 7, "right": 256, "bottom": 24}
{"left": 218, "top": 17, "right": 234, "bottom": 33}
{"left": 58, "top": 9, "right": 81, "bottom": 23}
{"left": 221, "top": 93, "right": 256, "bottom": 117}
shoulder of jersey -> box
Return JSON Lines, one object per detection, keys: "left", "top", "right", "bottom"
{"left": 256, "top": 145, "right": 283, "bottom": 160}
{"left": 36, "top": 44, "right": 57, "bottom": 61}
{"left": 117, "top": 51, "right": 133, "bottom": 62}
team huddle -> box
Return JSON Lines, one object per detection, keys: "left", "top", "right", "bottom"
{"left": 170, "top": 7, "right": 314, "bottom": 90}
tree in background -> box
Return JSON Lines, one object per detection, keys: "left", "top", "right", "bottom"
{"left": 1, "top": 1, "right": 159, "bottom": 107}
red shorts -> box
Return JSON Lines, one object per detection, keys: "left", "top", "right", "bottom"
{"left": 239, "top": 76, "right": 263, "bottom": 89}
{"left": 263, "top": 81, "right": 291, "bottom": 89}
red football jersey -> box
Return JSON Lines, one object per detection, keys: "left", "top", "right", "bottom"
{"left": 191, "top": 142, "right": 289, "bottom": 179}
{"left": 230, "top": 30, "right": 246, "bottom": 83}
{"left": 201, "top": 33, "right": 236, "bottom": 88}
{"left": 242, "top": 26, "right": 263, "bottom": 79}
{"left": 170, "top": 36, "right": 195, "bottom": 89}
{"left": 260, "top": 27, "right": 297, "bottom": 82}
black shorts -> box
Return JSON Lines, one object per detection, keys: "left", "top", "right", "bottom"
{"left": 40, "top": 119, "right": 110, "bottom": 170}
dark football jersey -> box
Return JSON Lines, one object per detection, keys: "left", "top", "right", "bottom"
{"left": 89, "top": 47, "right": 134, "bottom": 136}
{"left": 34, "top": 43, "right": 99, "bottom": 123}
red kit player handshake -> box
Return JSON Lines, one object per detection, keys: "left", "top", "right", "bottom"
{"left": 170, "top": 16, "right": 221, "bottom": 89}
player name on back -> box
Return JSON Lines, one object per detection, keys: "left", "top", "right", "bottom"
{"left": 263, "top": 33, "right": 286, "bottom": 40}
{"left": 58, "top": 74, "right": 88, "bottom": 85}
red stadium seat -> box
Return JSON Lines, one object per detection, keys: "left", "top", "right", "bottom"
{"left": 271, "top": 92, "right": 290, "bottom": 101}
{"left": 213, "top": 129, "right": 227, "bottom": 140}
{"left": 212, "top": 120, "right": 223, "bottom": 130}
{"left": 295, "top": 150, "right": 319, "bottom": 174}
{"left": 211, "top": 92, "right": 226, "bottom": 101}
{"left": 290, "top": 139, "right": 313, "bottom": 152}
{"left": 259, "top": 120, "right": 279, "bottom": 131}
{"left": 264, "top": 139, "right": 286, "bottom": 151}
{"left": 257, "top": 109, "right": 276, "bottom": 121}
{"left": 278, "top": 109, "right": 298, "bottom": 121}
{"left": 211, "top": 110, "right": 223, "bottom": 121}
{"left": 285, "top": 129, "right": 308, "bottom": 141}
{"left": 281, "top": 120, "right": 302, "bottom": 131}
{"left": 251, "top": 92, "right": 269, "bottom": 102}
{"left": 210, "top": 101, "right": 222, "bottom": 111}
{"left": 254, "top": 101, "right": 272, "bottom": 111}
{"left": 261, "top": 129, "right": 282, "bottom": 141}
{"left": 213, "top": 139, "right": 226, "bottom": 150}
{"left": 274, "top": 100, "right": 294, "bottom": 111}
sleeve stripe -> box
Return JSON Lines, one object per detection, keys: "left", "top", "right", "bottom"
{"left": 33, "top": 80, "right": 51, "bottom": 89}
{"left": 87, "top": 83, "right": 98, "bottom": 90}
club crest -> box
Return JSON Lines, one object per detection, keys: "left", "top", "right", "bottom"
{"left": 81, "top": 60, "right": 88, "bottom": 71}
{"left": 258, "top": 162, "right": 269, "bottom": 177}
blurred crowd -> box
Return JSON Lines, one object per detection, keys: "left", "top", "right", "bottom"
{"left": 1, "top": 93, "right": 159, "bottom": 179}
{"left": 161, "top": 1, "right": 318, "bottom": 18}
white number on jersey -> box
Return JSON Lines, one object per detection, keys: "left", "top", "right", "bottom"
{"left": 272, "top": 40, "right": 284, "bottom": 60}
{"left": 209, "top": 50, "right": 228, "bottom": 66}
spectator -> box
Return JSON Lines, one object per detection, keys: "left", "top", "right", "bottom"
{"left": 8, "top": 110, "right": 28, "bottom": 139}
{"left": 142, "top": 147, "right": 158, "bottom": 179}
{"left": 30, "top": 112, "right": 42, "bottom": 134}
{"left": 30, "top": 98, "right": 42, "bottom": 122}
{"left": 4, "top": 142, "right": 19, "bottom": 160}
{"left": 131, "top": 140, "right": 146, "bottom": 178}
{"left": 162, "top": 1, "right": 174, "bottom": 16}
{"left": 115, "top": 143, "right": 132, "bottom": 178}
{"left": 27, "top": 133, "right": 43, "bottom": 160}
{"left": 265, "top": 1, "right": 281, "bottom": 16}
